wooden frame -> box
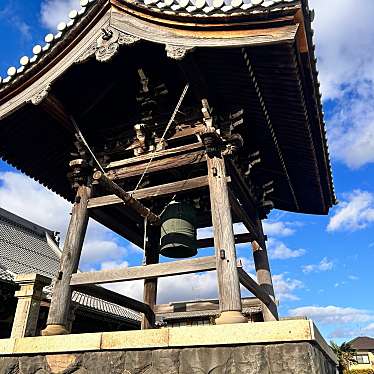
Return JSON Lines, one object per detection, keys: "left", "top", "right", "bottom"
{"left": 70, "top": 256, "right": 217, "bottom": 286}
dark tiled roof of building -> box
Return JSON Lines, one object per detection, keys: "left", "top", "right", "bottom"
{"left": 349, "top": 337, "right": 374, "bottom": 351}
{"left": 0, "top": 265, "right": 15, "bottom": 283}
{"left": 0, "top": 207, "right": 140, "bottom": 322}
{"left": 0, "top": 208, "right": 59, "bottom": 278}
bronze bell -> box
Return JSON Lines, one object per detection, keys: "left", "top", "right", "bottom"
{"left": 160, "top": 201, "right": 198, "bottom": 258}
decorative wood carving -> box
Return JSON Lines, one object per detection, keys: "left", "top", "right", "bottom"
{"left": 165, "top": 45, "right": 195, "bottom": 60}
{"left": 76, "top": 27, "right": 141, "bottom": 63}
{"left": 29, "top": 85, "right": 51, "bottom": 105}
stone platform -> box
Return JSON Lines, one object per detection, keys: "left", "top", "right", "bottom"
{"left": 0, "top": 320, "right": 337, "bottom": 374}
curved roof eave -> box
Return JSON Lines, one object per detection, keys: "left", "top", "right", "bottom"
{"left": 0, "top": 0, "right": 301, "bottom": 107}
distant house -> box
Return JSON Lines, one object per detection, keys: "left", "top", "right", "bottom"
{"left": 155, "top": 298, "right": 263, "bottom": 327}
{"left": 349, "top": 336, "right": 374, "bottom": 371}
{"left": 0, "top": 207, "right": 140, "bottom": 338}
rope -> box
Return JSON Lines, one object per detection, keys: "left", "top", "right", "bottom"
{"left": 70, "top": 116, "right": 106, "bottom": 175}
{"left": 132, "top": 83, "right": 190, "bottom": 194}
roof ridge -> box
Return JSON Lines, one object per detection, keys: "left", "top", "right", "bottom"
{"left": 0, "top": 207, "right": 55, "bottom": 237}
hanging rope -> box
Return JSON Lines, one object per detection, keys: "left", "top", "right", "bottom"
{"left": 132, "top": 83, "right": 190, "bottom": 194}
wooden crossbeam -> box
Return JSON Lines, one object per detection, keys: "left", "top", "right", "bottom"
{"left": 107, "top": 150, "right": 206, "bottom": 180}
{"left": 106, "top": 142, "right": 203, "bottom": 169}
{"left": 70, "top": 256, "right": 217, "bottom": 286}
{"left": 197, "top": 232, "right": 254, "bottom": 249}
{"left": 92, "top": 171, "right": 160, "bottom": 225}
{"left": 237, "top": 267, "right": 278, "bottom": 320}
{"left": 88, "top": 176, "right": 210, "bottom": 209}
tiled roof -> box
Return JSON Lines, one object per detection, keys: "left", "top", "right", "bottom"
{"left": 0, "top": 208, "right": 58, "bottom": 278}
{"left": 130, "top": 0, "right": 299, "bottom": 17}
{"left": 349, "top": 337, "right": 374, "bottom": 351}
{"left": 157, "top": 305, "right": 262, "bottom": 321}
{"left": 0, "top": 207, "right": 140, "bottom": 322}
{"left": 0, "top": 265, "right": 15, "bottom": 283}
{"left": 0, "top": 0, "right": 300, "bottom": 89}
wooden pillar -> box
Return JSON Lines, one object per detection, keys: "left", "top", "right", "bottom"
{"left": 252, "top": 219, "right": 278, "bottom": 321}
{"left": 42, "top": 159, "right": 91, "bottom": 336}
{"left": 141, "top": 224, "right": 160, "bottom": 329}
{"left": 11, "top": 273, "right": 51, "bottom": 338}
{"left": 207, "top": 155, "right": 247, "bottom": 324}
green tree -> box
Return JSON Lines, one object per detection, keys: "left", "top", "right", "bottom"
{"left": 330, "top": 341, "right": 357, "bottom": 374}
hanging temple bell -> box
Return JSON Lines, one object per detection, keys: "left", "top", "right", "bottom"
{"left": 159, "top": 201, "right": 198, "bottom": 258}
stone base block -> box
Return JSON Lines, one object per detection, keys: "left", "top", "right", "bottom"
{"left": 0, "top": 320, "right": 337, "bottom": 374}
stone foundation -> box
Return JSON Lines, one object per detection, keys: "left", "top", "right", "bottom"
{"left": 0, "top": 320, "right": 337, "bottom": 374}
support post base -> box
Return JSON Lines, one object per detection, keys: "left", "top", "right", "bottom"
{"left": 215, "top": 311, "right": 248, "bottom": 325}
{"left": 41, "top": 324, "right": 69, "bottom": 336}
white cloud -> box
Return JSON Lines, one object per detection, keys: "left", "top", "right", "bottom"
{"left": 348, "top": 275, "right": 359, "bottom": 281}
{"left": 80, "top": 236, "right": 128, "bottom": 267}
{"left": 330, "top": 322, "right": 374, "bottom": 339}
{"left": 310, "top": 0, "right": 374, "bottom": 100}
{"left": 289, "top": 305, "right": 374, "bottom": 325}
{"left": 327, "top": 90, "right": 374, "bottom": 169}
{"left": 310, "top": 0, "right": 374, "bottom": 168}
{"left": 272, "top": 274, "right": 303, "bottom": 301}
{"left": 302, "top": 257, "right": 333, "bottom": 274}
{"left": 267, "top": 238, "right": 306, "bottom": 260}
{"left": 0, "top": 4, "right": 31, "bottom": 41}
{"left": 40, "top": 0, "right": 81, "bottom": 30}
{"left": 0, "top": 171, "right": 71, "bottom": 232}
{"left": 262, "top": 221, "right": 295, "bottom": 237}
{"left": 327, "top": 190, "right": 374, "bottom": 232}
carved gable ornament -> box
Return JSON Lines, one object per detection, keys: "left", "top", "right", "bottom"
{"left": 76, "top": 27, "right": 141, "bottom": 63}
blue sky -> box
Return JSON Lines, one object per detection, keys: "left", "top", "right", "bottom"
{"left": 1, "top": 0, "right": 374, "bottom": 343}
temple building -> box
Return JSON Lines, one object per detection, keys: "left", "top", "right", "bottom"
{"left": 0, "top": 0, "right": 338, "bottom": 372}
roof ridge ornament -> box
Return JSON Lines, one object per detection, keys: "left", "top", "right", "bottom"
{"left": 76, "top": 26, "right": 141, "bottom": 64}
{"left": 165, "top": 45, "right": 195, "bottom": 60}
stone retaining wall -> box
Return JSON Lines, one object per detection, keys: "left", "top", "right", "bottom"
{"left": 0, "top": 342, "right": 336, "bottom": 374}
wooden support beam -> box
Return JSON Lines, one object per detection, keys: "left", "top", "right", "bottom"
{"left": 107, "top": 150, "right": 206, "bottom": 180}
{"left": 238, "top": 267, "right": 278, "bottom": 321}
{"left": 43, "top": 180, "right": 91, "bottom": 336}
{"left": 237, "top": 268, "right": 272, "bottom": 308}
{"left": 207, "top": 153, "right": 246, "bottom": 324}
{"left": 88, "top": 176, "right": 210, "bottom": 209}
{"left": 228, "top": 188, "right": 264, "bottom": 247}
{"left": 106, "top": 142, "right": 203, "bottom": 169}
{"left": 142, "top": 225, "right": 160, "bottom": 330}
{"left": 252, "top": 220, "right": 279, "bottom": 321}
{"left": 39, "top": 95, "right": 75, "bottom": 134}
{"left": 92, "top": 171, "right": 160, "bottom": 225}
{"left": 70, "top": 256, "right": 217, "bottom": 286}
{"left": 197, "top": 232, "right": 254, "bottom": 249}
{"left": 72, "top": 284, "right": 152, "bottom": 325}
